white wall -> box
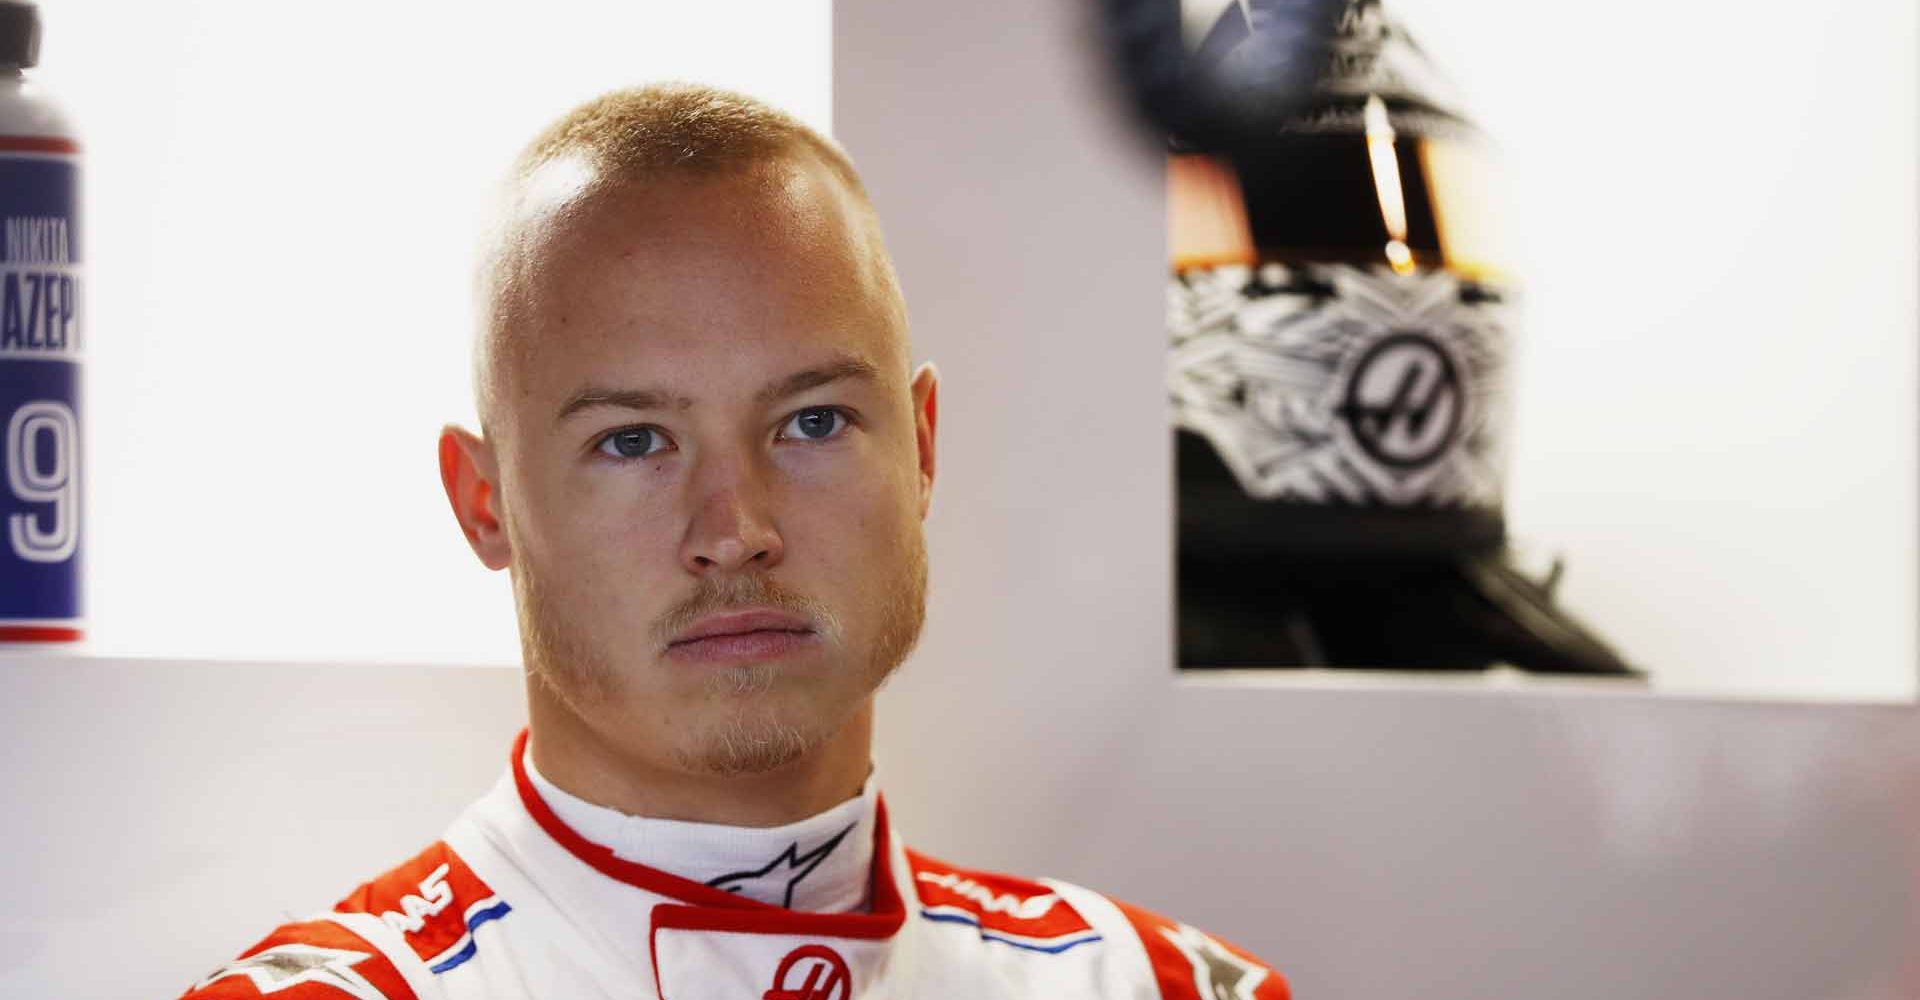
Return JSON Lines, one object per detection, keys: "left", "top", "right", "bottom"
{"left": 38, "top": 0, "right": 830, "bottom": 667}
{"left": 0, "top": 655, "right": 526, "bottom": 998}
{"left": 1393, "top": 0, "right": 1919, "bottom": 700}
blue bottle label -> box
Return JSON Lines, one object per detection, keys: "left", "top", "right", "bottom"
{"left": 0, "top": 146, "right": 81, "bottom": 634}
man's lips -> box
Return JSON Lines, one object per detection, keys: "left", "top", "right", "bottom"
{"left": 666, "top": 608, "right": 818, "bottom": 665}
{"left": 670, "top": 608, "right": 815, "bottom": 645}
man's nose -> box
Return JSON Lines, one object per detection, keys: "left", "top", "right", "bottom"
{"left": 678, "top": 457, "right": 785, "bottom": 574}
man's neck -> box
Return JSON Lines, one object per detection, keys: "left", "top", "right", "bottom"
{"left": 525, "top": 688, "right": 876, "bottom": 828}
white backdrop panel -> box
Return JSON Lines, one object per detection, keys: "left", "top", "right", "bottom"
{"left": 39, "top": 0, "right": 830, "bottom": 667}
{"left": 0, "top": 654, "right": 526, "bottom": 998}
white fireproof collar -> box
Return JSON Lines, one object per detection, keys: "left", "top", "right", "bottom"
{"left": 520, "top": 744, "right": 878, "bottom": 914}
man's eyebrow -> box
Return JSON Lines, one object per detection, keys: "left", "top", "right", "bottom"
{"left": 753, "top": 356, "right": 882, "bottom": 405}
{"left": 556, "top": 387, "right": 694, "bottom": 423}
{"left": 555, "top": 356, "right": 883, "bottom": 425}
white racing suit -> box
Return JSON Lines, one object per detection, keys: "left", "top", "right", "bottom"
{"left": 179, "top": 732, "right": 1291, "bottom": 1000}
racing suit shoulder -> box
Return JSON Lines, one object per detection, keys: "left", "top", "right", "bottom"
{"left": 905, "top": 848, "right": 1107, "bottom": 953}
{"left": 179, "top": 838, "right": 507, "bottom": 1000}
{"left": 1099, "top": 892, "right": 1293, "bottom": 1000}
{"left": 175, "top": 913, "right": 428, "bottom": 1000}
{"left": 904, "top": 849, "right": 1291, "bottom": 998}
{"left": 332, "top": 838, "right": 510, "bottom": 975}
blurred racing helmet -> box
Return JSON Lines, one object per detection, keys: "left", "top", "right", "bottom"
{"left": 1102, "top": 0, "right": 1637, "bottom": 674}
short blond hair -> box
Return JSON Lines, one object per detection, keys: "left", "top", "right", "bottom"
{"left": 517, "top": 82, "right": 866, "bottom": 193}
{"left": 474, "top": 83, "right": 901, "bottom": 434}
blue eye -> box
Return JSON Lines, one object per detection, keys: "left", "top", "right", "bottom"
{"left": 783, "top": 407, "right": 847, "bottom": 441}
{"left": 598, "top": 427, "right": 664, "bottom": 459}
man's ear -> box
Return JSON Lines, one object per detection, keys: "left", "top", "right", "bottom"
{"left": 439, "top": 425, "right": 512, "bottom": 571}
{"left": 909, "top": 362, "right": 939, "bottom": 520}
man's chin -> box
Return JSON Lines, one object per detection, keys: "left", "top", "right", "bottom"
{"left": 667, "top": 679, "right": 862, "bottom": 778}
{"left": 700, "top": 661, "right": 785, "bottom": 698}
{"left": 673, "top": 709, "right": 817, "bottom": 777}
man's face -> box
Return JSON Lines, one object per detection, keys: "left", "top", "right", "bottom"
{"left": 478, "top": 154, "right": 934, "bottom": 778}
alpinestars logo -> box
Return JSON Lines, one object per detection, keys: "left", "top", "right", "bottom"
{"left": 191, "top": 943, "right": 386, "bottom": 1000}
{"left": 708, "top": 822, "right": 855, "bottom": 907}
{"left": 1161, "top": 923, "right": 1268, "bottom": 1000}
{"left": 763, "top": 944, "right": 852, "bottom": 1000}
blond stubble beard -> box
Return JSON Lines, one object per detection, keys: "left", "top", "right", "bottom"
{"left": 515, "top": 532, "right": 928, "bottom": 778}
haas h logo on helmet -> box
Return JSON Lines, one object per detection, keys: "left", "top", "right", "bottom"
{"left": 764, "top": 944, "right": 852, "bottom": 1000}
{"left": 1335, "top": 330, "right": 1464, "bottom": 472}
